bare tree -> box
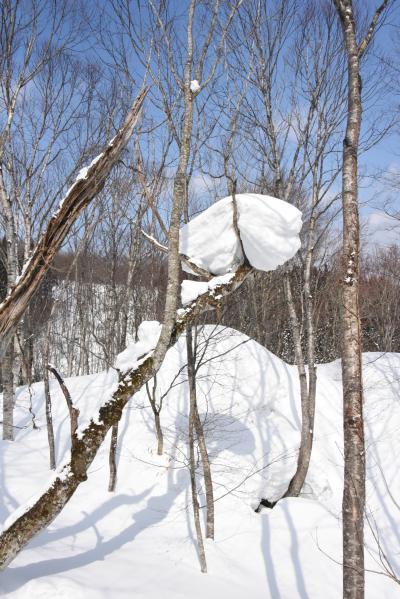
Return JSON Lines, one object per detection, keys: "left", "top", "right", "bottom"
{"left": 332, "top": 1, "right": 391, "bottom": 597}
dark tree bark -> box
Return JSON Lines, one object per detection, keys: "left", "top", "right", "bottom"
{"left": 333, "top": 2, "right": 390, "bottom": 597}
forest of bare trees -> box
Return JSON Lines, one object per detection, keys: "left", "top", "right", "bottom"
{"left": 1, "top": 1, "right": 399, "bottom": 598}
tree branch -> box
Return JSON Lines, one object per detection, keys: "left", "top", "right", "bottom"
{"left": 358, "top": 0, "right": 390, "bottom": 59}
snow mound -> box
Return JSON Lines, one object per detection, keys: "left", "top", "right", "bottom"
{"left": 1, "top": 328, "right": 400, "bottom": 598}
{"left": 115, "top": 320, "right": 161, "bottom": 371}
{"left": 180, "top": 193, "right": 302, "bottom": 275}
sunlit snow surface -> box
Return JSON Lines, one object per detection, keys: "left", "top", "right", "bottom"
{"left": 1, "top": 326, "right": 399, "bottom": 598}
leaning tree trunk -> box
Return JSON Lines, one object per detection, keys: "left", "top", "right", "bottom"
{"left": 0, "top": 262, "right": 251, "bottom": 570}
{"left": 333, "top": 1, "right": 389, "bottom": 597}
{"left": 0, "top": 88, "right": 148, "bottom": 360}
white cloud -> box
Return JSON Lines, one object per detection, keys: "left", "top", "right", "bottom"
{"left": 363, "top": 212, "right": 400, "bottom": 248}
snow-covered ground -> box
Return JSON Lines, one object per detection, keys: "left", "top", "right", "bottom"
{"left": 1, "top": 326, "right": 399, "bottom": 598}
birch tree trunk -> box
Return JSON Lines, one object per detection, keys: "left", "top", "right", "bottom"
{"left": 333, "top": 2, "right": 390, "bottom": 597}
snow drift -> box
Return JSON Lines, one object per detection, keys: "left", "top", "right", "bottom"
{"left": 1, "top": 326, "right": 399, "bottom": 598}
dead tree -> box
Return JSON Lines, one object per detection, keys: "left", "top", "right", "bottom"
{"left": 0, "top": 88, "right": 147, "bottom": 359}
{"left": 332, "top": 1, "right": 391, "bottom": 598}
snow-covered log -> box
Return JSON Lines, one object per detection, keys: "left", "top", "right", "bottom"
{"left": 0, "top": 264, "right": 251, "bottom": 570}
{"left": 0, "top": 88, "right": 148, "bottom": 359}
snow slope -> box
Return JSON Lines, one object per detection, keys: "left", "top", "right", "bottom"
{"left": 1, "top": 326, "right": 399, "bottom": 598}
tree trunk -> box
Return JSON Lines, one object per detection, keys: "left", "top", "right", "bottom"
{"left": 146, "top": 378, "right": 164, "bottom": 456}
{"left": 187, "top": 327, "right": 207, "bottom": 573}
{"left": 108, "top": 423, "right": 119, "bottom": 492}
{"left": 47, "top": 366, "right": 78, "bottom": 443}
{"left": 154, "top": 412, "right": 164, "bottom": 456}
{"left": 194, "top": 400, "right": 214, "bottom": 539}
{"left": 332, "top": 1, "right": 389, "bottom": 596}
{"left": 2, "top": 340, "right": 15, "bottom": 441}
{"left": 282, "top": 275, "right": 314, "bottom": 498}
{"left": 43, "top": 335, "right": 56, "bottom": 470}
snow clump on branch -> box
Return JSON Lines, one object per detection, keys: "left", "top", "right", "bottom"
{"left": 179, "top": 193, "right": 302, "bottom": 276}
{"left": 115, "top": 321, "right": 162, "bottom": 372}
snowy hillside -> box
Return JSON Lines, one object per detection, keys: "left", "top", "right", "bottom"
{"left": 1, "top": 326, "right": 399, "bottom": 598}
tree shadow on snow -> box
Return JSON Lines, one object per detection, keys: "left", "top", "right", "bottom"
{"left": 0, "top": 473, "right": 186, "bottom": 594}
{"left": 260, "top": 501, "right": 310, "bottom": 599}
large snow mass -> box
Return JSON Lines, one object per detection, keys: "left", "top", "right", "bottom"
{"left": 1, "top": 326, "right": 399, "bottom": 598}
{"left": 179, "top": 193, "right": 302, "bottom": 275}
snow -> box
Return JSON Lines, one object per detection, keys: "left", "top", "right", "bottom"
{"left": 190, "top": 80, "right": 201, "bottom": 93}
{"left": 181, "top": 273, "right": 234, "bottom": 305}
{"left": 115, "top": 320, "right": 162, "bottom": 372}
{"left": 1, "top": 461, "right": 72, "bottom": 533}
{"left": 180, "top": 193, "right": 302, "bottom": 275}
{"left": 76, "top": 154, "right": 103, "bottom": 182}
{"left": 1, "top": 327, "right": 400, "bottom": 598}
{"left": 61, "top": 152, "right": 105, "bottom": 209}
